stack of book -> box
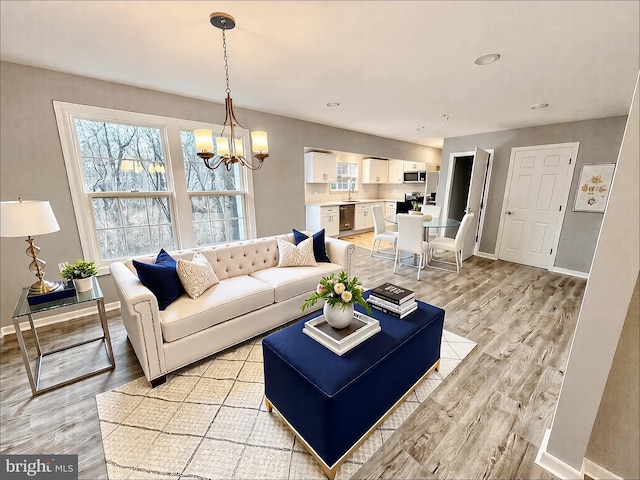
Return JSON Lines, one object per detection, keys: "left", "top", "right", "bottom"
{"left": 367, "top": 282, "right": 417, "bottom": 319}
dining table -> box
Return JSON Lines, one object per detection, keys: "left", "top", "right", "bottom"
{"left": 385, "top": 214, "right": 461, "bottom": 267}
{"left": 385, "top": 214, "right": 461, "bottom": 237}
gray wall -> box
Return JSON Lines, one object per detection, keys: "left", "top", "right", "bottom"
{"left": 439, "top": 117, "right": 627, "bottom": 273}
{"left": 0, "top": 61, "right": 435, "bottom": 329}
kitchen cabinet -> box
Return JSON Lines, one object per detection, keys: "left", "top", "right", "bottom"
{"left": 354, "top": 202, "right": 380, "bottom": 231}
{"left": 404, "top": 161, "right": 427, "bottom": 172}
{"left": 362, "top": 159, "right": 389, "bottom": 184}
{"left": 385, "top": 201, "right": 397, "bottom": 217}
{"left": 305, "top": 205, "right": 339, "bottom": 237}
{"left": 304, "top": 152, "right": 337, "bottom": 183}
{"left": 387, "top": 160, "right": 404, "bottom": 184}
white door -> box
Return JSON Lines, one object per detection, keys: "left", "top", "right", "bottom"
{"left": 498, "top": 144, "right": 578, "bottom": 269}
{"left": 462, "top": 148, "right": 490, "bottom": 260}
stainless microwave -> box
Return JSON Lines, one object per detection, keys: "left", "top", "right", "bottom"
{"left": 403, "top": 171, "right": 426, "bottom": 183}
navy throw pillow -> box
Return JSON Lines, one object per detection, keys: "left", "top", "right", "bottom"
{"left": 133, "top": 249, "right": 185, "bottom": 310}
{"left": 293, "top": 229, "right": 331, "bottom": 263}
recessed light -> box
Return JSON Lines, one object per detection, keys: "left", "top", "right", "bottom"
{"left": 531, "top": 103, "right": 549, "bottom": 110}
{"left": 474, "top": 53, "right": 501, "bottom": 65}
{"left": 326, "top": 102, "right": 340, "bottom": 107}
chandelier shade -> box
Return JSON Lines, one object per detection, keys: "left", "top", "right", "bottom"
{"left": 195, "top": 12, "right": 269, "bottom": 171}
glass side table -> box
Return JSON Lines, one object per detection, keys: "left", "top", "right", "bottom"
{"left": 11, "top": 277, "right": 116, "bottom": 396}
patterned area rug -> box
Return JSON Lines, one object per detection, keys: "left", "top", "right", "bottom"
{"left": 96, "top": 329, "right": 476, "bottom": 480}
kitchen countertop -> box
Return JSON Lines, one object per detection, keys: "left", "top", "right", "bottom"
{"left": 305, "top": 198, "right": 401, "bottom": 207}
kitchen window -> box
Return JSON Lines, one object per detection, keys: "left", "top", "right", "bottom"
{"left": 54, "top": 101, "right": 256, "bottom": 270}
{"left": 331, "top": 162, "right": 358, "bottom": 192}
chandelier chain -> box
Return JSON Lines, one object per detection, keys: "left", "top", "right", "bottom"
{"left": 221, "top": 26, "right": 231, "bottom": 95}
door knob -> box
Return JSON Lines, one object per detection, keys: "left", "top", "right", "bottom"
{"left": 506, "top": 210, "right": 513, "bottom": 215}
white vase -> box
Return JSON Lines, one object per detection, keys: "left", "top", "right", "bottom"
{"left": 73, "top": 277, "right": 93, "bottom": 292}
{"left": 408, "top": 210, "right": 422, "bottom": 215}
{"left": 323, "top": 302, "right": 354, "bottom": 329}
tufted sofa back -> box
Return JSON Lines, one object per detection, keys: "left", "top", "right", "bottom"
{"left": 124, "top": 233, "right": 295, "bottom": 281}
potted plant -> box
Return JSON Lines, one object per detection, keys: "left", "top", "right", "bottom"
{"left": 301, "top": 271, "right": 371, "bottom": 329}
{"left": 60, "top": 259, "right": 98, "bottom": 292}
{"left": 409, "top": 201, "right": 423, "bottom": 215}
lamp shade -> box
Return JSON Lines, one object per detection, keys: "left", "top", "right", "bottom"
{"left": 215, "top": 137, "right": 230, "bottom": 156}
{"left": 194, "top": 129, "right": 214, "bottom": 152}
{"left": 0, "top": 200, "right": 60, "bottom": 237}
{"left": 251, "top": 131, "right": 268, "bottom": 153}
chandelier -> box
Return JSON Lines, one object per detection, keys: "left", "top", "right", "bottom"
{"left": 194, "top": 12, "right": 269, "bottom": 171}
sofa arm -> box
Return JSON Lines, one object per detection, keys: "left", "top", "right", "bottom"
{"left": 109, "top": 262, "right": 166, "bottom": 382}
{"left": 325, "top": 237, "right": 356, "bottom": 275}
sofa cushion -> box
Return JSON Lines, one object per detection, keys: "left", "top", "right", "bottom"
{"left": 133, "top": 249, "right": 185, "bottom": 310}
{"left": 251, "top": 262, "right": 343, "bottom": 303}
{"left": 158, "top": 275, "right": 274, "bottom": 342}
{"left": 293, "top": 229, "right": 331, "bottom": 263}
{"left": 177, "top": 251, "right": 219, "bottom": 299}
{"left": 277, "top": 237, "right": 317, "bottom": 267}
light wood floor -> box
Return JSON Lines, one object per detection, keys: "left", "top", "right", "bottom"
{"left": 0, "top": 232, "right": 586, "bottom": 479}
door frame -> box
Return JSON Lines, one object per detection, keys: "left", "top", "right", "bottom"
{"left": 495, "top": 142, "right": 580, "bottom": 269}
{"left": 442, "top": 148, "right": 494, "bottom": 256}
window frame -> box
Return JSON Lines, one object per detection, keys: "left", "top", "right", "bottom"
{"left": 54, "top": 101, "right": 257, "bottom": 274}
{"left": 331, "top": 161, "right": 359, "bottom": 192}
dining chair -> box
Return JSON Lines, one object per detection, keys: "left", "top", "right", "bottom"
{"left": 393, "top": 213, "right": 430, "bottom": 280}
{"left": 420, "top": 205, "right": 442, "bottom": 241}
{"left": 370, "top": 205, "right": 398, "bottom": 257}
{"left": 428, "top": 213, "right": 475, "bottom": 274}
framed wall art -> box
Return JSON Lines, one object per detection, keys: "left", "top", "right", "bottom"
{"left": 573, "top": 163, "right": 616, "bottom": 213}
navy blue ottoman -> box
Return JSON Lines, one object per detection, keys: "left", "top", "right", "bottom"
{"left": 262, "top": 295, "right": 444, "bottom": 479}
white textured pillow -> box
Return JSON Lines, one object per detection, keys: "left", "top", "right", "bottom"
{"left": 177, "top": 251, "right": 219, "bottom": 299}
{"left": 277, "top": 237, "right": 317, "bottom": 267}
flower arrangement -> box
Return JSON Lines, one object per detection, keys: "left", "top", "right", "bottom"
{"left": 60, "top": 259, "right": 98, "bottom": 280}
{"left": 411, "top": 200, "right": 422, "bottom": 211}
{"left": 301, "top": 271, "right": 371, "bottom": 313}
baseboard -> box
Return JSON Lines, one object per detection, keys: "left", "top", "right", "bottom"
{"left": 550, "top": 266, "right": 589, "bottom": 279}
{"left": 1, "top": 301, "right": 121, "bottom": 339}
{"left": 475, "top": 251, "right": 498, "bottom": 260}
{"left": 535, "top": 429, "right": 583, "bottom": 479}
{"left": 582, "top": 458, "right": 623, "bottom": 480}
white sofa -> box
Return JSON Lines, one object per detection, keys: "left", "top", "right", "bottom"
{"left": 109, "top": 232, "right": 355, "bottom": 385}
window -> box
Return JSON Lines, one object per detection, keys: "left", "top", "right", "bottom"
{"left": 74, "top": 119, "right": 175, "bottom": 259}
{"left": 180, "top": 131, "right": 246, "bottom": 246}
{"left": 331, "top": 162, "right": 358, "bottom": 191}
{"left": 54, "top": 102, "right": 256, "bottom": 270}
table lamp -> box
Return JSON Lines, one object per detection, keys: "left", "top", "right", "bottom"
{"left": 0, "top": 198, "right": 63, "bottom": 294}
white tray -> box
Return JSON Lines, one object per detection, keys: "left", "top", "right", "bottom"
{"left": 303, "top": 311, "right": 381, "bottom": 356}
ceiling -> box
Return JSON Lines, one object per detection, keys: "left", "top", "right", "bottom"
{"left": 1, "top": 1, "right": 638, "bottom": 148}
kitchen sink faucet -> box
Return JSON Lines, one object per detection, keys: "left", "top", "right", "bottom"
{"left": 348, "top": 181, "right": 355, "bottom": 201}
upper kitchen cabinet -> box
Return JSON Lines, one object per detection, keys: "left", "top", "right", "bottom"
{"left": 304, "top": 152, "right": 338, "bottom": 183}
{"left": 388, "top": 159, "right": 404, "bottom": 184}
{"left": 362, "top": 158, "right": 389, "bottom": 184}
{"left": 404, "top": 160, "right": 427, "bottom": 172}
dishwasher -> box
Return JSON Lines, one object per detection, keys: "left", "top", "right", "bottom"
{"left": 339, "top": 204, "right": 355, "bottom": 231}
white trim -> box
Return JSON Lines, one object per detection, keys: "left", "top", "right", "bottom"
{"left": 581, "top": 458, "right": 623, "bottom": 480}
{"left": 52, "top": 101, "right": 258, "bottom": 266}
{"left": 441, "top": 150, "right": 475, "bottom": 221}
{"left": 1, "top": 301, "right": 121, "bottom": 339}
{"left": 495, "top": 142, "right": 580, "bottom": 270}
{"left": 550, "top": 266, "right": 589, "bottom": 279}
{"left": 535, "top": 428, "right": 583, "bottom": 479}
{"left": 442, "top": 149, "right": 493, "bottom": 257}
{"left": 474, "top": 149, "right": 495, "bottom": 255}
{"left": 475, "top": 251, "right": 498, "bottom": 260}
